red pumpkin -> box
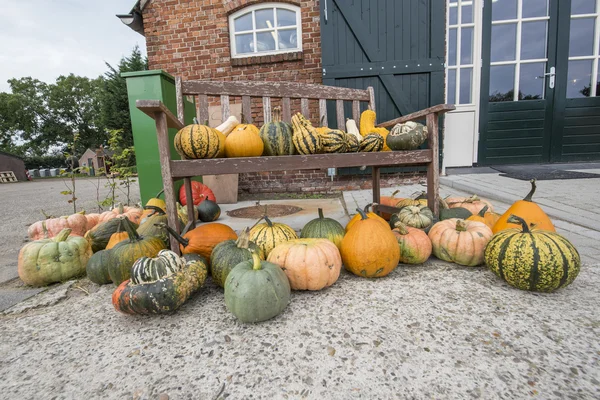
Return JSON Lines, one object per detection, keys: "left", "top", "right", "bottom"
{"left": 28, "top": 213, "right": 88, "bottom": 240}
{"left": 179, "top": 181, "right": 216, "bottom": 206}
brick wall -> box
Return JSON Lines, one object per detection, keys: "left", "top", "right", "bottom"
{"left": 142, "top": 0, "right": 424, "bottom": 193}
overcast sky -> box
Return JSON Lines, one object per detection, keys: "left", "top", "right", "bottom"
{"left": 0, "top": 0, "right": 147, "bottom": 93}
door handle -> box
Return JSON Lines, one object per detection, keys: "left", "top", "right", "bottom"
{"left": 545, "top": 67, "right": 556, "bottom": 89}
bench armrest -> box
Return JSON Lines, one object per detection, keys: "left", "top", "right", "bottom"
{"left": 376, "top": 104, "right": 456, "bottom": 128}
{"left": 136, "top": 100, "right": 185, "bottom": 130}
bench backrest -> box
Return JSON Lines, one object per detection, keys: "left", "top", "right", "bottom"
{"left": 174, "top": 77, "right": 375, "bottom": 130}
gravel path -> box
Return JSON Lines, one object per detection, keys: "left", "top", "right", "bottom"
{"left": 1, "top": 261, "right": 599, "bottom": 399}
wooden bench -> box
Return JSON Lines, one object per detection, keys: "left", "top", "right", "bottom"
{"left": 137, "top": 78, "right": 454, "bottom": 254}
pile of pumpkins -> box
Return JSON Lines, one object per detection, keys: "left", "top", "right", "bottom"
{"left": 173, "top": 108, "right": 429, "bottom": 160}
{"left": 17, "top": 179, "right": 581, "bottom": 324}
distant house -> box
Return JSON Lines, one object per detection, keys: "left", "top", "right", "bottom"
{"left": 78, "top": 148, "right": 113, "bottom": 175}
{"left": 0, "top": 151, "right": 27, "bottom": 181}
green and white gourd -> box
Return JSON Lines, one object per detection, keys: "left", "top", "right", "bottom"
{"left": 386, "top": 121, "right": 428, "bottom": 151}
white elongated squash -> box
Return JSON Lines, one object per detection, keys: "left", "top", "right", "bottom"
{"left": 216, "top": 116, "right": 240, "bottom": 137}
{"left": 346, "top": 119, "right": 362, "bottom": 143}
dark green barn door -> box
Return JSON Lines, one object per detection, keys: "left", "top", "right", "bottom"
{"left": 320, "top": 0, "right": 446, "bottom": 125}
{"left": 479, "top": 0, "right": 600, "bottom": 165}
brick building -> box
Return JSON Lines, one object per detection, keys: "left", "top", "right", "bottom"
{"left": 118, "top": 0, "right": 426, "bottom": 194}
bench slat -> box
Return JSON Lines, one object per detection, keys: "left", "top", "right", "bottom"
{"left": 263, "top": 97, "right": 272, "bottom": 123}
{"left": 352, "top": 101, "right": 360, "bottom": 126}
{"left": 221, "top": 95, "right": 230, "bottom": 121}
{"left": 197, "top": 95, "right": 208, "bottom": 124}
{"left": 301, "top": 98, "right": 309, "bottom": 118}
{"left": 336, "top": 100, "right": 345, "bottom": 131}
{"left": 319, "top": 99, "right": 328, "bottom": 128}
{"left": 242, "top": 96, "right": 252, "bottom": 124}
{"left": 282, "top": 97, "right": 291, "bottom": 122}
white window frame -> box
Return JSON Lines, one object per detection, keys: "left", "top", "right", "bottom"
{"left": 567, "top": 0, "right": 600, "bottom": 97}
{"left": 229, "top": 3, "right": 303, "bottom": 59}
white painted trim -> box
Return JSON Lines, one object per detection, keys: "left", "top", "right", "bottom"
{"left": 590, "top": 0, "right": 600, "bottom": 96}
{"left": 228, "top": 3, "right": 302, "bottom": 59}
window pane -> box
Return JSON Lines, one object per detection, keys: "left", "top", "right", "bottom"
{"left": 522, "top": 0, "right": 549, "bottom": 18}
{"left": 448, "top": 28, "right": 457, "bottom": 66}
{"left": 493, "top": 0, "right": 517, "bottom": 21}
{"left": 569, "top": 18, "right": 595, "bottom": 57}
{"left": 571, "top": 0, "right": 596, "bottom": 15}
{"left": 235, "top": 34, "right": 254, "bottom": 54}
{"left": 278, "top": 29, "right": 298, "bottom": 49}
{"left": 521, "top": 21, "right": 547, "bottom": 60}
{"left": 460, "top": 68, "right": 473, "bottom": 104}
{"left": 447, "top": 69, "right": 457, "bottom": 104}
{"left": 462, "top": 3, "right": 473, "bottom": 24}
{"left": 519, "top": 63, "right": 545, "bottom": 100}
{"left": 490, "top": 65, "right": 516, "bottom": 102}
{"left": 256, "top": 32, "right": 276, "bottom": 52}
{"left": 449, "top": 3, "right": 458, "bottom": 25}
{"left": 567, "top": 59, "right": 593, "bottom": 98}
{"left": 491, "top": 24, "right": 517, "bottom": 62}
{"left": 277, "top": 9, "right": 296, "bottom": 27}
{"left": 597, "top": 69, "right": 600, "bottom": 97}
{"left": 255, "top": 8, "right": 274, "bottom": 30}
{"left": 461, "top": 27, "right": 474, "bottom": 64}
{"left": 234, "top": 12, "right": 252, "bottom": 32}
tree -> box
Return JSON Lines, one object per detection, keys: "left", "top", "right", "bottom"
{"left": 100, "top": 46, "right": 148, "bottom": 163}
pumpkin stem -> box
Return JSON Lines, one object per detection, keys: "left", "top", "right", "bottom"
{"left": 476, "top": 205, "right": 489, "bottom": 217}
{"left": 53, "top": 228, "right": 72, "bottom": 242}
{"left": 144, "top": 205, "right": 166, "bottom": 216}
{"left": 410, "top": 206, "right": 420, "bottom": 215}
{"left": 115, "top": 218, "right": 124, "bottom": 234}
{"left": 272, "top": 107, "right": 282, "bottom": 123}
{"left": 116, "top": 203, "right": 124, "bottom": 214}
{"left": 507, "top": 214, "right": 530, "bottom": 233}
{"left": 356, "top": 208, "right": 368, "bottom": 220}
{"left": 391, "top": 189, "right": 401, "bottom": 197}
{"left": 251, "top": 253, "right": 262, "bottom": 271}
{"left": 392, "top": 221, "right": 409, "bottom": 235}
{"left": 363, "top": 203, "right": 377, "bottom": 213}
{"left": 439, "top": 197, "right": 450, "bottom": 210}
{"left": 455, "top": 219, "right": 468, "bottom": 232}
{"left": 121, "top": 216, "right": 141, "bottom": 242}
{"left": 318, "top": 208, "right": 325, "bottom": 219}
{"left": 40, "top": 209, "right": 52, "bottom": 219}
{"left": 204, "top": 119, "right": 209, "bottom": 126}
{"left": 41, "top": 221, "right": 49, "bottom": 239}
{"left": 193, "top": 117, "right": 199, "bottom": 124}
{"left": 155, "top": 189, "right": 165, "bottom": 199}
{"left": 319, "top": 114, "right": 326, "bottom": 128}
{"left": 236, "top": 228, "right": 251, "bottom": 249}
{"left": 263, "top": 216, "right": 274, "bottom": 227}
{"left": 157, "top": 222, "right": 190, "bottom": 247}
{"left": 523, "top": 179, "right": 537, "bottom": 202}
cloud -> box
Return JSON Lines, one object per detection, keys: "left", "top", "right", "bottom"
{"left": 0, "top": 0, "right": 146, "bottom": 92}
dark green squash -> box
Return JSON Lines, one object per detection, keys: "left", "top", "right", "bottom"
{"left": 86, "top": 249, "right": 112, "bottom": 285}
{"left": 112, "top": 250, "right": 208, "bottom": 315}
{"left": 137, "top": 206, "right": 172, "bottom": 246}
{"left": 439, "top": 197, "right": 472, "bottom": 220}
{"left": 85, "top": 217, "right": 138, "bottom": 253}
{"left": 386, "top": 121, "right": 428, "bottom": 151}
{"left": 108, "top": 218, "right": 167, "bottom": 285}
{"left": 259, "top": 107, "right": 295, "bottom": 156}
{"left": 300, "top": 208, "right": 345, "bottom": 249}
{"left": 197, "top": 198, "right": 221, "bottom": 222}
{"left": 211, "top": 228, "right": 263, "bottom": 288}
{"left": 224, "top": 253, "right": 291, "bottom": 323}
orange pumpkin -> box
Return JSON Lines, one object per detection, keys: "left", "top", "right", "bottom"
{"left": 98, "top": 204, "right": 143, "bottom": 224}
{"left": 105, "top": 218, "right": 129, "bottom": 250}
{"left": 341, "top": 208, "right": 400, "bottom": 278}
{"left": 267, "top": 238, "right": 342, "bottom": 290}
{"left": 85, "top": 213, "right": 101, "bottom": 230}
{"left": 28, "top": 213, "right": 88, "bottom": 240}
{"left": 379, "top": 190, "right": 404, "bottom": 220}
{"left": 493, "top": 179, "right": 555, "bottom": 234}
{"left": 428, "top": 219, "right": 493, "bottom": 267}
{"left": 345, "top": 203, "right": 389, "bottom": 232}
{"left": 392, "top": 223, "right": 432, "bottom": 264}
{"left": 445, "top": 195, "right": 494, "bottom": 215}
{"left": 224, "top": 123, "right": 264, "bottom": 158}
{"left": 467, "top": 205, "right": 501, "bottom": 230}
{"left": 163, "top": 223, "right": 237, "bottom": 263}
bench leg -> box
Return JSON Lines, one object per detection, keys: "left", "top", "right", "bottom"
{"left": 372, "top": 166, "right": 381, "bottom": 208}
{"left": 183, "top": 177, "right": 196, "bottom": 230}
{"left": 426, "top": 113, "right": 440, "bottom": 217}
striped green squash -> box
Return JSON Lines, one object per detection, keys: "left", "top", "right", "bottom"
{"left": 249, "top": 216, "right": 298, "bottom": 257}
{"left": 291, "top": 113, "right": 322, "bottom": 155}
{"left": 174, "top": 124, "right": 222, "bottom": 159}
{"left": 359, "top": 133, "right": 384, "bottom": 152}
{"left": 321, "top": 129, "right": 348, "bottom": 153}
{"left": 260, "top": 107, "right": 295, "bottom": 156}
{"left": 300, "top": 208, "right": 345, "bottom": 249}
{"left": 484, "top": 215, "right": 580, "bottom": 292}
{"left": 130, "top": 249, "right": 184, "bottom": 284}
{"left": 346, "top": 133, "right": 360, "bottom": 152}
{"left": 211, "top": 228, "right": 264, "bottom": 288}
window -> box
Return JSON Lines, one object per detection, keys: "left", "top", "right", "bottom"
{"left": 229, "top": 3, "right": 302, "bottom": 58}
{"left": 446, "top": 0, "right": 476, "bottom": 105}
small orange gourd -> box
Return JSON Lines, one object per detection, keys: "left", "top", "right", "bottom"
{"left": 492, "top": 179, "right": 555, "bottom": 234}
{"left": 106, "top": 218, "right": 129, "bottom": 250}
{"left": 467, "top": 205, "right": 501, "bottom": 230}
{"left": 162, "top": 223, "right": 237, "bottom": 263}
{"left": 345, "top": 203, "right": 389, "bottom": 232}
{"left": 341, "top": 208, "right": 400, "bottom": 278}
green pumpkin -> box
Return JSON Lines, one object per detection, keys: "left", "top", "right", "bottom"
{"left": 300, "top": 208, "right": 345, "bottom": 249}
{"left": 259, "top": 107, "right": 295, "bottom": 156}
{"left": 359, "top": 133, "right": 384, "bottom": 152}
{"left": 137, "top": 206, "right": 172, "bottom": 246}
{"left": 112, "top": 250, "right": 208, "bottom": 315}
{"left": 197, "top": 199, "right": 221, "bottom": 222}
{"left": 86, "top": 218, "right": 138, "bottom": 253}
{"left": 386, "top": 121, "right": 428, "bottom": 151}
{"left": 86, "top": 249, "right": 112, "bottom": 285}
{"left": 390, "top": 205, "right": 434, "bottom": 230}
{"left": 321, "top": 129, "right": 349, "bottom": 153}
{"left": 211, "top": 228, "right": 263, "bottom": 288}
{"left": 439, "top": 198, "right": 472, "bottom": 221}
{"left": 108, "top": 218, "right": 167, "bottom": 285}
{"left": 225, "top": 254, "right": 291, "bottom": 323}
{"left": 485, "top": 215, "right": 580, "bottom": 292}
{"left": 18, "top": 228, "right": 92, "bottom": 287}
